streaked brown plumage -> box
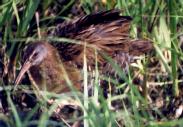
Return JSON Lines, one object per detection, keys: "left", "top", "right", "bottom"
{"left": 14, "top": 10, "right": 153, "bottom": 93}
{"left": 49, "top": 10, "right": 152, "bottom": 68}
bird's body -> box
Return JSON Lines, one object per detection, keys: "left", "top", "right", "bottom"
{"left": 49, "top": 10, "right": 152, "bottom": 69}
{"left": 14, "top": 10, "right": 153, "bottom": 93}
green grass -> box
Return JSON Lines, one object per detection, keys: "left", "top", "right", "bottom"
{"left": 0, "top": 0, "right": 183, "bottom": 127}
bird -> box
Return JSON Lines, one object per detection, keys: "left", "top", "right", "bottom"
{"left": 14, "top": 42, "right": 82, "bottom": 93}
{"left": 14, "top": 10, "right": 153, "bottom": 93}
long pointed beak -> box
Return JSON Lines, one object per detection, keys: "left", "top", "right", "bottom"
{"left": 14, "top": 59, "right": 32, "bottom": 87}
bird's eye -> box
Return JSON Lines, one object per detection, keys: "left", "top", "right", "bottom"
{"left": 31, "top": 52, "right": 39, "bottom": 60}
{"left": 33, "top": 52, "right": 38, "bottom": 57}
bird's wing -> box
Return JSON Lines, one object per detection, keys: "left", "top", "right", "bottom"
{"left": 49, "top": 10, "right": 134, "bottom": 66}
{"left": 51, "top": 9, "right": 132, "bottom": 39}
{"left": 49, "top": 10, "right": 153, "bottom": 68}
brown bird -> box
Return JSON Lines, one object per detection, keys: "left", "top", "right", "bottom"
{"left": 14, "top": 42, "right": 82, "bottom": 93}
{"left": 14, "top": 10, "right": 153, "bottom": 93}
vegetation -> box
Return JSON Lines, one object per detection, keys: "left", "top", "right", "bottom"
{"left": 0, "top": 0, "right": 183, "bottom": 127}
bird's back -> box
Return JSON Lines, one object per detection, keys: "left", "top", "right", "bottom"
{"left": 49, "top": 10, "right": 152, "bottom": 69}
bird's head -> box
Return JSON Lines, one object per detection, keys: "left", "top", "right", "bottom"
{"left": 14, "top": 42, "right": 49, "bottom": 86}
{"left": 23, "top": 42, "right": 48, "bottom": 66}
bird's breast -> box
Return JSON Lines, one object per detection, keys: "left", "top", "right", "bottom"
{"left": 29, "top": 61, "right": 82, "bottom": 93}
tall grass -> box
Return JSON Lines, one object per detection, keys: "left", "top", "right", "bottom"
{"left": 0, "top": 0, "right": 183, "bottom": 127}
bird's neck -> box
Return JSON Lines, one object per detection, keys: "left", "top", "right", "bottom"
{"left": 29, "top": 59, "right": 82, "bottom": 93}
